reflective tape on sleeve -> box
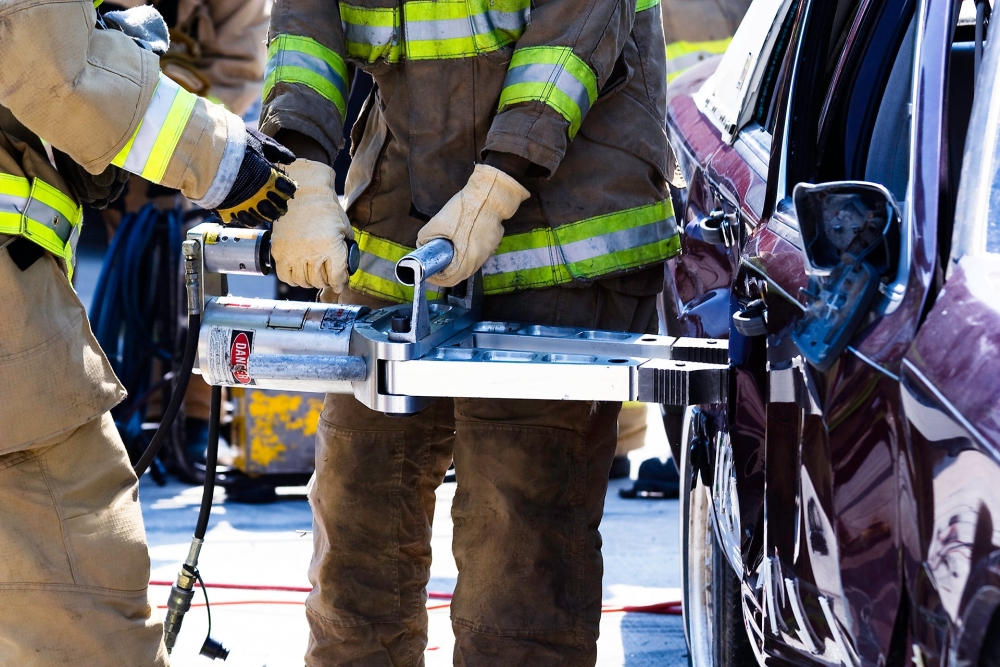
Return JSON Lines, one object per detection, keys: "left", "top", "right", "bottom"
{"left": 265, "top": 35, "right": 349, "bottom": 118}
{"left": 111, "top": 73, "right": 198, "bottom": 184}
{"left": 482, "top": 200, "right": 680, "bottom": 294}
{"left": 497, "top": 46, "right": 599, "bottom": 138}
{"left": 0, "top": 174, "right": 83, "bottom": 279}
{"left": 636, "top": 0, "right": 660, "bottom": 10}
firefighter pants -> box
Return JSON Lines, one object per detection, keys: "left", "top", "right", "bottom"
{"left": 0, "top": 239, "right": 167, "bottom": 666}
{"left": 307, "top": 282, "right": 658, "bottom": 667}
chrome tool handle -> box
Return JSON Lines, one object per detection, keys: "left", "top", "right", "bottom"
{"left": 394, "top": 238, "right": 454, "bottom": 286}
{"left": 388, "top": 239, "right": 455, "bottom": 344}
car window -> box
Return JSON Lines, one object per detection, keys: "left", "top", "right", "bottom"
{"left": 950, "top": 9, "right": 1000, "bottom": 268}
{"left": 751, "top": 0, "right": 801, "bottom": 134}
{"left": 815, "top": 0, "right": 917, "bottom": 190}
{"left": 863, "top": 17, "right": 916, "bottom": 204}
{"left": 695, "top": 0, "right": 798, "bottom": 143}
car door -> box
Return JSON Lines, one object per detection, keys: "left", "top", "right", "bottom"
{"left": 665, "top": 0, "right": 799, "bottom": 598}
{"left": 737, "top": 0, "right": 957, "bottom": 664}
{"left": 902, "top": 23, "right": 1000, "bottom": 665}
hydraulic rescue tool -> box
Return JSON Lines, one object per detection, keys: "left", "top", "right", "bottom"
{"left": 186, "top": 222, "right": 731, "bottom": 412}
{"left": 154, "top": 221, "right": 731, "bottom": 658}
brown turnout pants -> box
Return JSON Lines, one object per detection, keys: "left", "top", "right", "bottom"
{"left": 306, "top": 283, "right": 657, "bottom": 667}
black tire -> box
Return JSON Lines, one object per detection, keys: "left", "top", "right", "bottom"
{"left": 978, "top": 609, "right": 1000, "bottom": 667}
{"left": 680, "top": 408, "right": 756, "bottom": 667}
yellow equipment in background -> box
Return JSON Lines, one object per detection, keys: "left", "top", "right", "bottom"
{"left": 226, "top": 387, "right": 321, "bottom": 502}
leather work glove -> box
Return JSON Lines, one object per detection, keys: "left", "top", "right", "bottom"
{"left": 416, "top": 164, "right": 530, "bottom": 287}
{"left": 270, "top": 159, "right": 353, "bottom": 292}
{"left": 215, "top": 129, "right": 297, "bottom": 228}
{"left": 52, "top": 149, "right": 129, "bottom": 210}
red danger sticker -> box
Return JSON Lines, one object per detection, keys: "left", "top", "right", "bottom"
{"left": 230, "top": 331, "right": 252, "bottom": 384}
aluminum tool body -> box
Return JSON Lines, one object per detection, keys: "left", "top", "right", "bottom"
{"left": 187, "top": 223, "right": 730, "bottom": 413}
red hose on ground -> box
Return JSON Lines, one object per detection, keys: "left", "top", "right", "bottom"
{"left": 149, "top": 580, "right": 453, "bottom": 599}
{"left": 151, "top": 581, "right": 682, "bottom": 615}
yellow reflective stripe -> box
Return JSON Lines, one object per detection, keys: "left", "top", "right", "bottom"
{"left": 347, "top": 227, "right": 445, "bottom": 303}
{"left": 636, "top": 0, "right": 660, "bottom": 10}
{"left": 349, "top": 201, "right": 679, "bottom": 299}
{"left": 265, "top": 35, "right": 349, "bottom": 117}
{"left": 112, "top": 73, "right": 198, "bottom": 184}
{"left": 483, "top": 200, "right": 679, "bottom": 294}
{"left": 339, "top": 0, "right": 528, "bottom": 63}
{"left": 0, "top": 174, "right": 82, "bottom": 279}
{"left": 498, "top": 46, "right": 598, "bottom": 138}
{"left": 340, "top": 3, "right": 402, "bottom": 63}
{"left": 665, "top": 38, "right": 731, "bottom": 81}
{"left": 403, "top": 0, "right": 529, "bottom": 59}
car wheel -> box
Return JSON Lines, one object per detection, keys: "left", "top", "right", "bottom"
{"left": 680, "top": 408, "right": 755, "bottom": 667}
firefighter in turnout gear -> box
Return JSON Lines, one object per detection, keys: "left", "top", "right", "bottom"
{"left": 0, "top": 2, "right": 295, "bottom": 662}
{"left": 262, "top": 0, "right": 678, "bottom": 663}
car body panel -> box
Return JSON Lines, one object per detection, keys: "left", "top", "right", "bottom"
{"left": 666, "top": 0, "right": 1000, "bottom": 664}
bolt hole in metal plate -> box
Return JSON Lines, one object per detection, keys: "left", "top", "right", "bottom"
{"left": 481, "top": 350, "right": 536, "bottom": 362}
{"left": 577, "top": 331, "right": 631, "bottom": 341}
{"left": 472, "top": 321, "right": 522, "bottom": 333}
{"left": 518, "top": 325, "right": 578, "bottom": 337}
{"left": 542, "top": 353, "right": 599, "bottom": 364}
{"left": 430, "top": 347, "right": 479, "bottom": 360}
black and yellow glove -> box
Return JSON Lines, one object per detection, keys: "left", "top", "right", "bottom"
{"left": 52, "top": 149, "right": 129, "bottom": 210}
{"left": 215, "top": 129, "right": 297, "bottom": 228}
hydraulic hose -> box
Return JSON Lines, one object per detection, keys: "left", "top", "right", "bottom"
{"left": 162, "top": 383, "right": 227, "bottom": 659}
{"left": 196, "top": 386, "right": 222, "bottom": 540}
{"left": 132, "top": 310, "right": 200, "bottom": 479}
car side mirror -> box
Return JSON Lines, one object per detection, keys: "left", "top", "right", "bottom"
{"left": 790, "top": 181, "right": 902, "bottom": 370}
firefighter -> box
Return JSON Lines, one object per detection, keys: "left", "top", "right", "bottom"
{"left": 95, "top": 0, "right": 271, "bottom": 479}
{"left": 262, "top": 0, "right": 679, "bottom": 663}
{"left": 662, "top": 0, "right": 752, "bottom": 81}
{"left": 0, "top": 2, "right": 294, "bottom": 663}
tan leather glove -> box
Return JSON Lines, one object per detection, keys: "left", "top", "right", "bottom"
{"left": 416, "top": 164, "right": 530, "bottom": 287}
{"left": 270, "top": 159, "right": 353, "bottom": 292}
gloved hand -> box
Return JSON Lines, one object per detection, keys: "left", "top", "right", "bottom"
{"left": 215, "top": 128, "right": 297, "bottom": 228}
{"left": 270, "top": 159, "right": 353, "bottom": 292}
{"left": 52, "top": 149, "right": 129, "bottom": 210}
{"left": 417, "top": 164, "right": 529, "bottom": 287}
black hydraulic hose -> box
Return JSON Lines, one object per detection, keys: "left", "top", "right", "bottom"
{"left": 133, "top": 311, "right": 200, "bottom": 478}
{"left": 195, "top": 385, "right": 222, "bottom": 540}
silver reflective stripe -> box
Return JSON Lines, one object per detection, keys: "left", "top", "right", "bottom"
{"left": 469, "top": 7, "right": 529, "bottom": 33}
{"left": 358, "top": 251, "right": 444, "bottom": 295}
{"left": 483, "top": 246, "right": 554, "bottom": 276}
{"left": 0, "top": 193, "right": 26, "bottom": 217}
{"left": 121, "top": 77, "right": 180, "bottom": 174}
{"left": 358, "top": 251, "right": 399, "bottom": 284}
{"left": 24, "top": 197, "right": 73, "bottom": 242}
{"left": 483, "top": 218, "right": 676, "bottom": 276}
{"left": 558, "top": 218, "right": 675, "bottom": 265}
{"left": 343, "top": 23, "right": 398, "bottom": 48}
{"left": 504, "top": 63, "right": 592, "bottom": 115}
{"left": 405, "top": 9, "right": 528, "bottom": 41}
{"left": 265, "top": 50, "right": 348, "bottom": 95}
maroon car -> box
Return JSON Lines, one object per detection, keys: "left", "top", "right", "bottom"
{"left": 664, "top": 0, "right": 1000, "bottom": 665}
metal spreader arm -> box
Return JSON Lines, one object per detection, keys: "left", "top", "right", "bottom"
{"left": 187, "top": 222, "right": 730, "bottom": 415}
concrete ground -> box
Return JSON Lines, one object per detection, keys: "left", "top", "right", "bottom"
{"left": 142, "top": 414, "right": 686, "bottom": 667}
{"left": 75, "top": 230, "right": 689, "bottom": 667}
